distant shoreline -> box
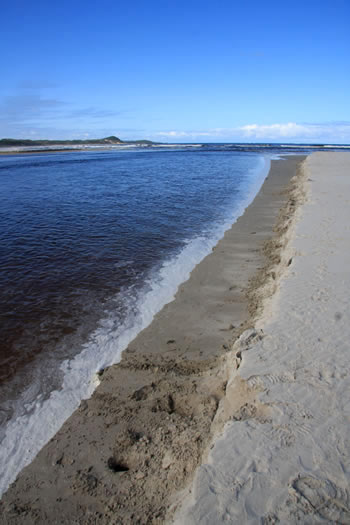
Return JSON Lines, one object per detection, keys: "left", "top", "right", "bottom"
{"left": 0, "top": 148, "right": 87, "bottom": 155}
{"left": 0, "top": 145, "right": 156, "bottom": 156}
{"left": 0, "top": 136, "right": 158, "bottom": 155}
{"left": 0, "top": 136, "right": 156, "bottom": 147}
{"left": 0, "top": 140, "right": 349, "bottom": 156}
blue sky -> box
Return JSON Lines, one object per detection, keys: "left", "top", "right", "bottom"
{"left": 1, "top": 0, "right": 349, "bottom": 143}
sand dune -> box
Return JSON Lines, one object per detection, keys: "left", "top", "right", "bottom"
{"left": 173, "top": 152, "right": 350, "bottom": 524}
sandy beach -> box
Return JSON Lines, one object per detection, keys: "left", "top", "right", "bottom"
{"left": 173, "top": 152, "right": 350, "bottom": 524}
{"left": 1, "top": 152, "right": 337, "bottom": 524}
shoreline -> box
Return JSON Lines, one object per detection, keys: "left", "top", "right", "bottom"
{"left": 171, "top": 155, "right": 308, "bottom": 524}
{"left": 173, "top": 152, "right": 350, "bottom": 524}
{"left": 0, "top": 155, "right": 305, "bottom": 523}
{"left": 0, "top": 148, "right": 86, "bottom": 155}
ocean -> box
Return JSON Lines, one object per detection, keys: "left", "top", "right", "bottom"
{"left": 0, "top": 145, "right": 271, "bottom": 493}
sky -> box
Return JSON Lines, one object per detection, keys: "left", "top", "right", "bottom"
{"left": 1, "top": 0, "right": 350, "bottom": 143}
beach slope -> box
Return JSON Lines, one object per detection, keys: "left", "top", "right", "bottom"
{"left": 173, "top": 152, "right": 350, "bottom": 524}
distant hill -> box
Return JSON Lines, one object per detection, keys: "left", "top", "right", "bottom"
{"left": 0, "top": 136, "right": 158, "bottom": 147}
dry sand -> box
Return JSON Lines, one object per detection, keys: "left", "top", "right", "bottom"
{"left": 173, "top": 152, "right": 350, "bottom": 524}
{"left": 0, "top": 155, "right": 305, "bottom": 524}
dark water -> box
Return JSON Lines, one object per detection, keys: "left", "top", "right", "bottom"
{"left": 0, "top": 145, "right": 272, "bottom": 494}
{"left": 0, "top": 147, "right": 268, "bottom": 419}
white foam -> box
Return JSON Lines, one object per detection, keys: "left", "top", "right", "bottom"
{"left": 0, "top": 156, "right": 270, "bottom": 496}
{"left": 323, "top": 144, "right": 350, "bottom": 148}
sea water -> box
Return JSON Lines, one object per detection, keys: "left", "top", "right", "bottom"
{"left": 0, "top": 145, "right": 269, "bottom": 494}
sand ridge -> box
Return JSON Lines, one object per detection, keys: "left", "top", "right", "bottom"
{"left": 0, "top": 156, "right": 305, "bottom": 524}
{"left": 174, "top": 153, "right": 350, "bottom": 524}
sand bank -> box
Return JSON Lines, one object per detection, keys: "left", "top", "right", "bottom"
{"left": 0, "top": 155, "right": 305, "bottom": 524}
{"left": 173, "top": 152, "right": 350, "bottom": 524}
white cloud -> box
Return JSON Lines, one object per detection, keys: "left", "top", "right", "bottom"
{"left": 152, "top": 122, "right": 350, "bottom": 144}
{"left": 156, "top": 131, "right": 188, "bottom": 138}
{"left": 0, "top": 87, "right": 127, "bottom": 139}
{"left": 156, "top": 130, "right": 212, "bottom": 138}
{"left": 239, "top": 122, "right": 310, "bottom": 138}
{"left": 240, "top": 122, "right": 350, "bottom": 143}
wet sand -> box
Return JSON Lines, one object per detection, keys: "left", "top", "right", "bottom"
{"left": 0, "top": 155, "right": 305, "bottom": 524}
